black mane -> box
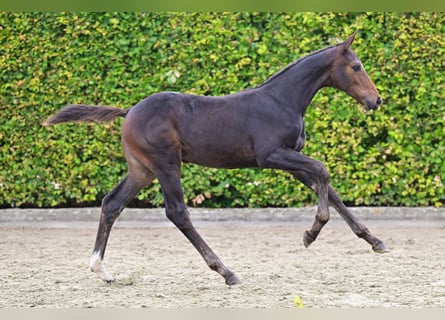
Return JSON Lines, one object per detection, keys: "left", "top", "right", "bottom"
{"left": 255, "top": 43, "right": 338, "bottom": 89}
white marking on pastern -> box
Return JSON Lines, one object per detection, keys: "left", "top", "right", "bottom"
{"left": 89, "top": 251, "right": 115, "bottom": 282}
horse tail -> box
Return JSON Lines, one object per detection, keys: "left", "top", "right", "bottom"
{"left": 43, "top": 104, "right": 129, "bottom": 126}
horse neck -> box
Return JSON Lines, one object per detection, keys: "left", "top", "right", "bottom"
{"left": 258, "top": 47, "right": 336, "bottom": 115}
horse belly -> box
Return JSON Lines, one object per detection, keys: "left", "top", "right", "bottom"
{"left": 181, "top": 134, "right": 257, "bottom": 169}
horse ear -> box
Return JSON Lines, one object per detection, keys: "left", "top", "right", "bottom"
{"left": 339, "top": 31, "right": 357, "bottom": 54}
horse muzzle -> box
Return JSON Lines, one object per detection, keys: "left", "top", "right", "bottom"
{"left": 365, "top": 96, "right": 382, "bottom": 111}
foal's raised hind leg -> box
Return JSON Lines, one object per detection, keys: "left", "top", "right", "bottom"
{"left": 155, "top": 168, "right": 240, "bottom": 285}
{"left": 89, "top": 170, "right": 154, "bottom": 282}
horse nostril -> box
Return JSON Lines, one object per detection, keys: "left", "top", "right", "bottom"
{"left": 376, "top": 96, "right": 382, "bottom": 106}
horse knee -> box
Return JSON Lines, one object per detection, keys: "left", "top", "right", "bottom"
{"left": 308, "top": 161, "right": 330, "bottom": 192}
{"left": 165, "top": 204, "right": 191, "bottom": 230}
{"left": 315, "top": 161, "right": 330, "bottom": 184}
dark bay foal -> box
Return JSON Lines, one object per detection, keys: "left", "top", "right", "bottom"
{"left": 45, "top": 32, "right": 388, "bottom": 286}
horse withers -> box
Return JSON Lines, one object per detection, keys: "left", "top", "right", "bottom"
{"left": 44, "top": 32, "right": 388, "bottom": 286}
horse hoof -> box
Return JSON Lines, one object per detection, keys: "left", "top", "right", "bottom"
{"left": 372, "top": 241, "right": 390, "bottom": 253}
{"left": 225, "top": 273, "right": 241, "bottom": 286}
{"left": 303, "top": 231, "right": 315, "bottom": 248}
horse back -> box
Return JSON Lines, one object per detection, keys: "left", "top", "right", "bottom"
{"left": 124, "top": 92, "right": 259, "bottom": 168}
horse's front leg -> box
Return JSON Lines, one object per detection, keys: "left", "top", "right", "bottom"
{"left": 327, "top": 186, "right": 389, "bottom": 253}
{"left": 291, "top": 171, "right": 389, "bottom": 253}
{"left": 262, "top": 148, "right": 331, "bottom": 247}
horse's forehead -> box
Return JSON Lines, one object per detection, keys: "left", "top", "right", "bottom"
{"left": 346, "top": 50, "right": 361, "bottom": 61}
{"left": 337, "top": 49, "right": 361, "bottom": 64}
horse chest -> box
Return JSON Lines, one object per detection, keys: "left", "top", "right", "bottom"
{"left": 293, "top": 129, "right": 306, "bottom": 152}
{"left": 281, "top": 120, "right": 306, "bottom": 152}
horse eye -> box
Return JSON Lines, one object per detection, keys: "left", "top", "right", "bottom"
{"left": 352, "top": 65, "right": 361, "bottom": 72}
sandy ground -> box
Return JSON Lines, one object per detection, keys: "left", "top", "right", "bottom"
{"left": 0, "top": 207, "right": 444, "bottom": 308}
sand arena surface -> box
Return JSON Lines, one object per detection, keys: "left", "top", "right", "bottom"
{"left": 0, "top": 207, "right": 444, "bottom": 307}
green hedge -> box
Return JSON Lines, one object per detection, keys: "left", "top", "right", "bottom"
{"left": 1, "top": 12, "right": 444, "bottom": 208}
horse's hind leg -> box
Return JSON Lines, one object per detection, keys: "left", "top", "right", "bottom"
{"left": 89, "top": 169, "right": 154, "bottom": 282}
{"left": 155, "top": 168, "right": 240, "bottom": 286}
